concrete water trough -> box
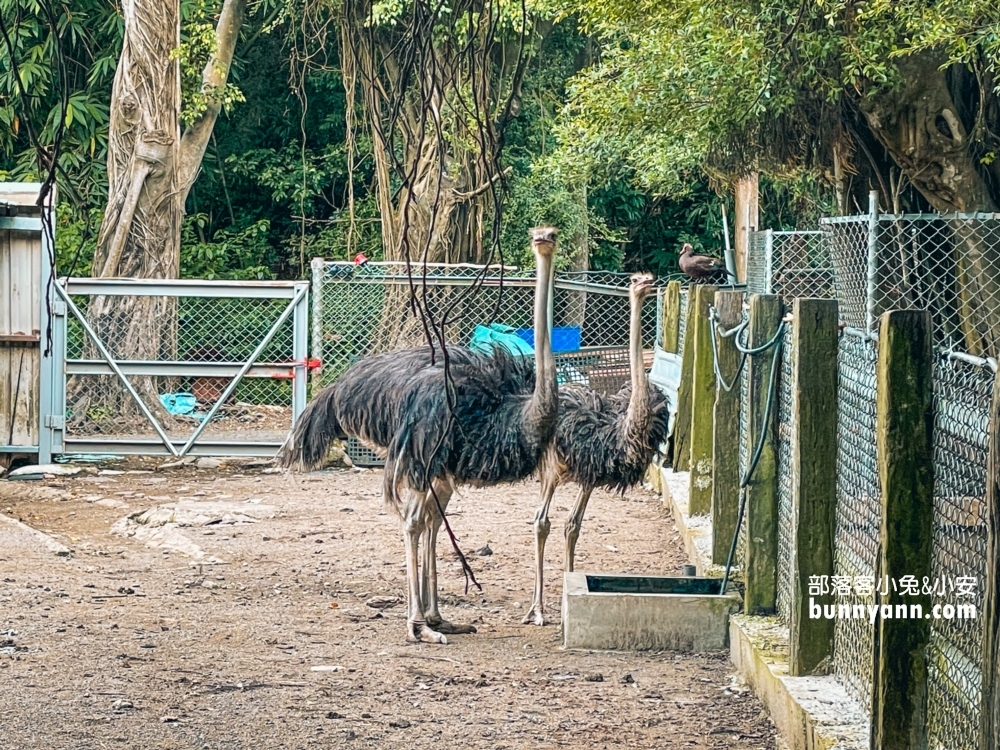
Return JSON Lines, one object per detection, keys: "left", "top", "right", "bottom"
{"left": 562, "top": 572, "right": 742, "bottom": 652}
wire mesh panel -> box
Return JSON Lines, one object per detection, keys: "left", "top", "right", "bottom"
{"left": 677, "top": 287, "right": 689, "bottom": 359}
{"left": 832, "top": 331, "right": 880, "bottom": 711}
{"left": 734, "top": 340, "right": 751, "bottom": 574}
{"left": 874, "top": 214, "right": 1000, "bottom": 359}
{"left": 61, "top": 280, "right": 306, "bottom": 454}
{"left": 747, "top": 231, "right": 770, "bottom": 295}
{"left": 771, "top": 231, "right": 835, "bottom": 300}
{"left": 313, "top": 263, "right": 662, "bottom": 464}
{"left": 926, "top": 356, "right": 992, "bottom": 750}
{"left": 775, "top": 324, "right": 794, "bottom": 623}
{"left": 822, "top": 217, "right": 871, "bottom": 331}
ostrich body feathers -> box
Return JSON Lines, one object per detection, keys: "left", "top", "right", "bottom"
{"left": 551, "top": 382, "right": 671, "bottom": 494}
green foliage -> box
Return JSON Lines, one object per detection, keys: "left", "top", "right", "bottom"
{"left": 180, "top": 214, "right": 276, "bottom": 279}
{"left": 176, "top": 0, "right": 246, "bottom": 127}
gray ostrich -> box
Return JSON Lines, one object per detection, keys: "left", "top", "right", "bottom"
{"left": 522, "top": 272, "right": 670, "bottom": 626}
{"left": 279, "top": 227, "right": 560, "bottom": 643}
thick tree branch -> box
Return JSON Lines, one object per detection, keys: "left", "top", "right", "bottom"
{"left": 177, "top": 0, "right": 247, "bottom": 202}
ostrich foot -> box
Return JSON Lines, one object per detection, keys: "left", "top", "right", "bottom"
{"left": 426, "top": 617, "right": 476, "bottom": 635}
{"left": 521, "top": 604, "right": 548, "bottom": 626}
{"left": 406, "top": 620, "right": 448, "bottom": 645}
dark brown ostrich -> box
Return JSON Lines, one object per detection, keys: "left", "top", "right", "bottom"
{"left": 278, "top": 227, "right": 560, "bottom": 644}
{"left": 522, "top": 272, "right": 670, "bottom": 626}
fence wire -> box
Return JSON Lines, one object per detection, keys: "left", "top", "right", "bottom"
{"left": 822, "top": 217, "right": 872, "bottom": 331}
{"left": 776, "top": 323, "right": 794, "bottom": 623}
{"left": 734, "top": 332, "right": 751, "bottom": 574}
{"left": 65, "top": 294, "right": 297, "bottom": 442}
{"left": 677, "top": 287, "right": 689, "bottom": 360}
{"left": 926, "top": 356, "right": 992, "bottom": 750}
{"left": 832, "top": 331, "right": 880, "bottom": 711}
{"left": 313, "top": 262, "right": 661, "bottom": 464}
{"left": 874, "top": 215, "right": 1000, "bottom": 359}
{"left": 747, "top": 232, "right": 769, "bottom": 296}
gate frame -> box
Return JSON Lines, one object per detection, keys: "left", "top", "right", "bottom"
{"left": 49, "top": 277, "right": 310, "bottom": 458}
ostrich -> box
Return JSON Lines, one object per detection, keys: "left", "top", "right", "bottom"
{"left": 522, "top": 272, "right": 670, "bottom": 626}
{"left": 279, "top": 227, "right": 560, "bottom": 643}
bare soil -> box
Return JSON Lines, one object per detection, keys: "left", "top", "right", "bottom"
{"left": 0, "top": 459, "right": 777, "bottom": 749}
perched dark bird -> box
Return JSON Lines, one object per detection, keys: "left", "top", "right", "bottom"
{"left": 523, "top": 272, "right": 671, "bottom": 626}
{"left": 679, "top": 242, "right": 734, "bottom": 283}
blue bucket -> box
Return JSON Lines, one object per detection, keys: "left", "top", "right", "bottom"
{"left": 514, "top": 326, "right": 581, "bottom": 353}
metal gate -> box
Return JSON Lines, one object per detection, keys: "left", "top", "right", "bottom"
{"left": 47, "top": 278, "right": 310, "bottom": 458}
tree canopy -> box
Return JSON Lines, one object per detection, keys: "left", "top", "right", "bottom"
{"left": 2, "top": 0, "right": 997, "bottom": 280}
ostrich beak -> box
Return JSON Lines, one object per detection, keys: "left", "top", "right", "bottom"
{"left": 629, "top": 272, "right": 655, "bottom": 294}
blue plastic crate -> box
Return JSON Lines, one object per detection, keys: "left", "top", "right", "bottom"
{"left": 515, "top": 325, "right": 581, "bottom": 353}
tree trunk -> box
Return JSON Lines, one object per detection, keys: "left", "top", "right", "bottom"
{"left": 70, "top": 0, "right": 246, "bottom": 433}
{"left": 860, "top": 53, "right": 1000, "bottom": 355}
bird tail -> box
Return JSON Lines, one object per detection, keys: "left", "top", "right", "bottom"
{"left": 276, "top": 384, "right": 344, "bottom": 471}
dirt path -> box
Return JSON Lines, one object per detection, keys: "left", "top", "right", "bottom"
{"left": 0, "top": 460, "right": 776, "bottom": 749}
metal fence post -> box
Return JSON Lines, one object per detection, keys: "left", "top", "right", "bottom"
{"left": 745, "top": 293, "right": 783, "bottom": 614}
{"left": 712, "top": 290, "right": 743, "bottom": 563}
{"left": 292, "top": 281, "right": 310, "bottom": 422}
{"left": 688, "top": 284, "right": 718, "bottom": 515}
{"left": 871, "top": 309, "right": 933, "bottom": 750}
{"left": 788, "top": 298, "right": 839, "bottom": 675}
{"left": 866, "top": 191, "right": 879, "bottom": 334}
{"left": 310, "top": 256, "right": 325, "bottom": 394}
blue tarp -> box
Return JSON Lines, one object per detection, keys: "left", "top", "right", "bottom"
{"left": 469, "top": 323, "right": 535, "bottom": 357}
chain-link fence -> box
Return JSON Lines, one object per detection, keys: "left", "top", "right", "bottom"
{"left": 822, "top": 216, "right": 872, "bottom": 331}
{"left": 775, "top": 323, "right": 794, "bottom": 623}
{"left": 312, "top": 261, "right": 662, "bottom": 464}
{"left": 59, "top": 279, "right": 307, "bottom": 455}
{"left": 747, "top": 230, "right": 834, "bottom": 300}
{"left": 831, "top": 330, "right": 881, "bottom": 711}
{"left": 927, "top": 355, "right": 992, "bottom": 750}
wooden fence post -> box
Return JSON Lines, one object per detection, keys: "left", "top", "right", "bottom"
{"left": 744, "top": 293, "right": 782, "bottom": 614}
{"left": 672, "top": 287, "right": 696, "bottom": 471}
{"left": 871, "top": 310, "right": 933, "bottom": 750}
{"left": 788, "top": 298, "right": 839, "bottom": 676}
{"left": 662, "top": 280, "right": 682, "bottom": 354}
{"left": 712, "top": 291, "right": 743, "bottom": 562}
{"left": 979, "top": 366, "right": 1000, "bottom": 750}
{"left": 688, "top": 285, "right": 718, "bottom": 515}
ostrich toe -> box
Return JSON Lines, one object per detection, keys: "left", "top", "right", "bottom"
{"left": 521, "top": 604, "right": 548, "bottom": 626}
{"left": 407, "top": 620, "right": 448, "bottom": 645}
{"left": 427, "top": 618, "right": 477, "bottom": 635}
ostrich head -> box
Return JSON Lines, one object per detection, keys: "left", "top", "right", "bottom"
{"left": 530, "top": 226, "right": 559, "bottom": 257}
{"left": 680, "top": 242, "right": 694, "bottom": 257}
{"left": 629, "top": 272, "right": 655, "bottom": 302}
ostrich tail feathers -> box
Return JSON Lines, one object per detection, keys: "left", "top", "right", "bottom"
{"left": 276, "top": 384, "right": 344, "bottom": 471}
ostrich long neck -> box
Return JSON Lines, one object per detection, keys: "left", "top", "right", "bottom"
{"left": 527, "top": 247, "right": 557, "bottom": 430}
{"left": 623, "top": 292, "right": 650, "bottom": 446}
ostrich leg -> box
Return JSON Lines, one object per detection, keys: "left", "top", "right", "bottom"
{"left": 524, "top": 469, "right": 559, "bottom": 625}
{"left": 421, "top": 478, "right": 476, "bottom": 635}
{"left": 564, "top": 485, "right": 595, "bottom": 572}
{"left": 402, "top": 490, "right": 447, "bottom": 644}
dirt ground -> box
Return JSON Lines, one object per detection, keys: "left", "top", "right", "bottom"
{"left": 0, "top": 458, "right": 777, "bottom": 750}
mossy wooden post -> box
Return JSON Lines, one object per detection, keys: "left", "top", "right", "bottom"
{"left": 744, "top": 293, "right": 782, "bottom": 614}
{"left": 672, "top": 287, "right": 697, "bottom": 471}
{"left": 711, "top": 290, "right": 743, "bottom": 562}
{"left": 688, "top": 284, "right": 718, "bottom": 515}
{"left": 662, "top": 280, "right": 682, "bottom": 354}
{"left": 788, "top": 298, "right": 839, "bottom": 676}
{"left": 979, "top": 366, "right": 1000, "bottom": 750}
{"left": 870, "top": 310, "right": 933, "bottom": 750}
